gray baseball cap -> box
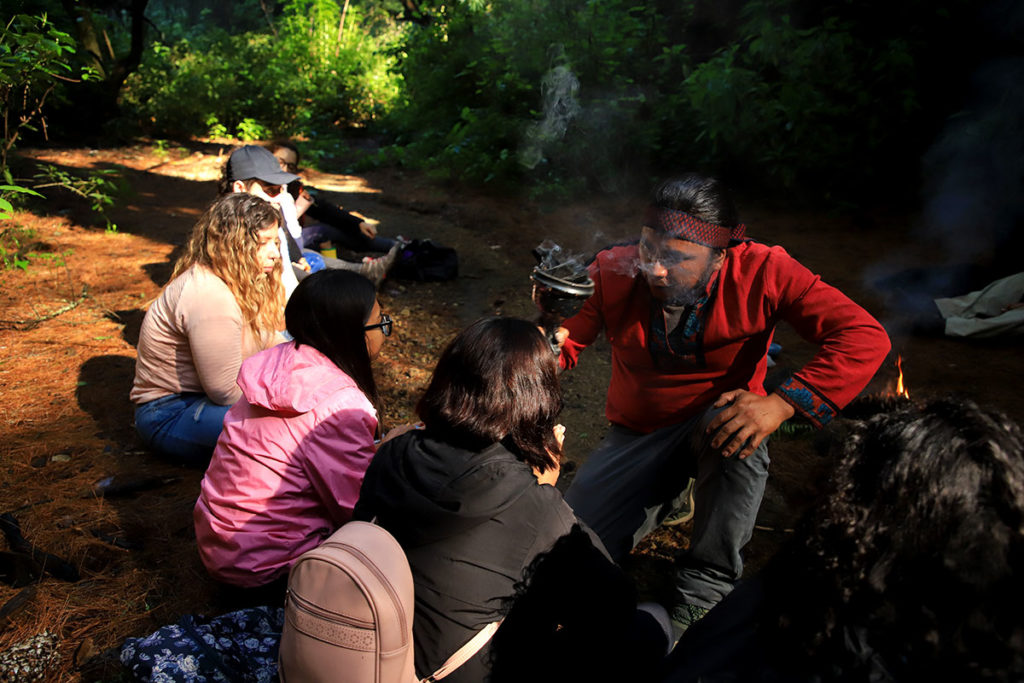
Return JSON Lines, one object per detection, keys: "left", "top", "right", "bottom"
{"left": 227, "top": 145, "right": 300, "bottom": 185}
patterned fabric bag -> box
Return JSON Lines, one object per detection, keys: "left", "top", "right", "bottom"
{"left": 119, "top": 606, "right": 283, "bottom": 682}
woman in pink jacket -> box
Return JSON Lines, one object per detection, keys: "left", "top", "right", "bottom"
{"left": 194, "top": 268, "right": 392, "bottom": 589}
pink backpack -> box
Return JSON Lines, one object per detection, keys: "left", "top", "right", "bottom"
{"left": 279, "top": 521, "right": 499, "bottom": 683}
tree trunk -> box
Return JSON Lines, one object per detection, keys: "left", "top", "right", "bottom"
{"left": 50, "top": 0, "right": 150, "bottom": 141}
{"left": 60, "top": 0, "right": 106, "bottom": 79}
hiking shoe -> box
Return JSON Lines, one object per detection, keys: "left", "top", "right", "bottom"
{"left": 661, "top": 478, "right": 695, "bottom": 526}
{"left": 359, "top": 242, "right": 402, "bottom": 288}
{"left": 670, "top": 603, "right": 709, "bottom": 643}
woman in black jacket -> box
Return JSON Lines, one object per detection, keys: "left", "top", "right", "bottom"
{"left": 353, "top": 317, "right": 578, "bottom": 682}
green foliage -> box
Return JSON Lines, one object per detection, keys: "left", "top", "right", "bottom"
{"left": 0, "top": 184, "right": 43, "bottom": 220}
{"left": 379, "top": 0, "right": 962, "bottom": 196}
{"left": 676, "top": 2, "right": 920, "bottom": 191}
{"left": 382, "top": 0, "right": 688, "bottom": 189}
{"left": 0, "top": 13, "right": 81, "bottom": 217}
{"left": 236, "top": 118, "right": 270, "bottom": 142}
{"left": 121, "top": 0, "right": 404, "bottom": 139}
{"left": 0, "top": 14, "right": 79, "bottom": 165}
{"left": 0, "top": 226, "right": 69, "bottom": 271}
{"left": 0, "top": 227, "right": 35, "bottom": 270}
{"left": 205, "top": 115, "right": 229, "bottom": 139}
{"left": 32, "top": 164, "right": 122, "bottom": 230}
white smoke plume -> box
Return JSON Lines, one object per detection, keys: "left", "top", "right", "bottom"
{"left": 519, "top": 63, "right": 581, "bottom": 170}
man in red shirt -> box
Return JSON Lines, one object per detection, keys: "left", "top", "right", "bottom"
{"left": 559, "top": 174, "right": 890, "bottom": 638}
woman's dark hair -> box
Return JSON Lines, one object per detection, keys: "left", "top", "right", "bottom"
{"left": 768, "top": 396, "right": 1024, "bottom": 681}
{"left": 652, "top": 173, "right": 739, "bottom": 228}
{"left": 216, "top": 158, "right": 235, "bottom": 197}
{"left": 489, "top": 525, "right": 662, "bottom": 683}
{"left": 416, "top": 317, "right": 563, "bottom": 472}
{"left": 285, "top": 270, "right": 381, "bottom": 424}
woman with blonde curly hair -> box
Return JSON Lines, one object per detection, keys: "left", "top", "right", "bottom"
{"left": 131, "top": 193, "right": 285, "bottom": 464}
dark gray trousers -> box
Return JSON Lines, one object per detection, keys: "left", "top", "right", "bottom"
{"left": 564, "top": 404, "right": 770, "bottom": 610}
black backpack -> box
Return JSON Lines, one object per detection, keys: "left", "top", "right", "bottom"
{"left": 391, "top": 239, "right": 458, "bottom": 282}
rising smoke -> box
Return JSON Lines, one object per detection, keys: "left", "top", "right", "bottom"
{"left": 519, "top": 63, "right": 581, "bottom": 171}
{"left": 861, "top": 0, "right": 1024, "bottom": 344}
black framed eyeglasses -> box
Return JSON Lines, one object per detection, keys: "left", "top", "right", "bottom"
{"left": 364, "top": 313, "right": 392, "bottom": 337}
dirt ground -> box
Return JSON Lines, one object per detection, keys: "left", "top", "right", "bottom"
{"left": 0, "top": 140, "right": 1021, "bottom": 680}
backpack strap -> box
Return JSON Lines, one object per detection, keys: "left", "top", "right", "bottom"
{"left": 420, "top": 619, "right": 502, "bottom": 683}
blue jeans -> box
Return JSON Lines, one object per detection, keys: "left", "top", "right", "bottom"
{"left": 134, "top": 393, "right": 231, "bottom": 465}
{"left": 301, "top": 223, "right": 394, "bottom": 254}
{"left": 564, "top": 404, "right": 770, "bottom": 610}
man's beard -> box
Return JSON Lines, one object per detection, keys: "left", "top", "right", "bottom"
{"left": 661, "top": 260, "right": 718, "bottom": 307}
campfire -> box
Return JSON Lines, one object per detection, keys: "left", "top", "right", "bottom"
{"left": 894, "top": 355, "right": 910, "bottom": 399}
{"left": 841, "top": 354, "right": 914, "bottom": 420}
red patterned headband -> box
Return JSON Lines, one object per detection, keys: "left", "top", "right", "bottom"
{"left": 644, "top": 207, "right": 746, "bottom": 248}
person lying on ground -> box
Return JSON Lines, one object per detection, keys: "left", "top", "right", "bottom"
{"left": 194, "top": 269, "right": 399, "bottom": 593}
{"left": 661, "top": 395, "right": 1024, "bottom": 682}
{"left": 353, "top": 317, "right": 593, "bottom": 683}
{"left": 130, "top": 194, "right": 285, "bottom": 465}
{"left": 220, "top": 145, "right": 399, "bottom": 291}
{"left": 268, "top": 139, "right": 397, "bottom": 255}
{"left": 555, "top": 173, "right": 891, "bottom": 638}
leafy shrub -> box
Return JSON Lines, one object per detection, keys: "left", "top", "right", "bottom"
{"left": 381, "top": 0, "right": 688, "bottom": 190}
{"left": 675, "top": 2, "right": 920, "bottom": 192}
{"left": 33, "top": 164, "right": 122, "bottom": 230}
{"left": 120, "top": 0, "right": 403, "bottom": 139}
{"left": 379, "top": 0, "right": 969, "bottom": 197}
{"left": 0, "top": 14, "right": 81, "bottom": 200}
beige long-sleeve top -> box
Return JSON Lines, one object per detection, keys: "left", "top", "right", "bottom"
{"left": 131, "top": 265, "right": 266, "bottom": 406}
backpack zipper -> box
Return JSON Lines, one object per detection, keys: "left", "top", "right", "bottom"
{"left": 287, "top": 586, "right": 374, "bottom": 630}
{"left": 291, "top": 540, "right": 411, "bottom": 641}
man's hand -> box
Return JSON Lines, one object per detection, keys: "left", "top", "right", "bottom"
{"left": 358, "top": 220, "right": 379, "bottom": 240}
{"left": 706, "top": 390, "right": 795, "bottom": 459}
{"left": 296, "top": 257, "right": 312, "bottom": 273}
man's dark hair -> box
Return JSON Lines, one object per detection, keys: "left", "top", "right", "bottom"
{"left": 416, "top": 317, "right": 563, "bottom": 472}
{"left": 267, "top": 139, "right": 300, "bottom": 164}
{"left": 651, "top": 174, "right": 739, "bottom": 228}
{"left": 769, "top": 396, "right": 1024, "bottom": 681}
{"left": 285, "top": 269, "right": 381, "bottom": 425}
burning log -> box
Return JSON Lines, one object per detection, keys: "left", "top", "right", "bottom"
{"left": 841, "top": 355, "right": 914, "bottom": 420}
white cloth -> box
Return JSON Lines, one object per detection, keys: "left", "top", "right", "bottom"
{"left": 934, "top": 272, "right": 1024, "bottom": 338}
{"left": 278, "top": 226, "right": 299, "bottom": 299}
{"left": 275, "top": 192, "right": 304, "bottom": 241}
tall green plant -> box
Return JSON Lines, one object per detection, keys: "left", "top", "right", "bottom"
{"left": 0, "top": 13, "right": 106, "bottom": 226}
{"left": 120, "top": 0, "right": 403, "bottom": 139}
{"left": 0, "top": 14, "right": 84, "bottom": 183}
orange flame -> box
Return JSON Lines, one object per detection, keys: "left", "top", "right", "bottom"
{"left": 894, "top": 355, "right": 910, "bottom": 398}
